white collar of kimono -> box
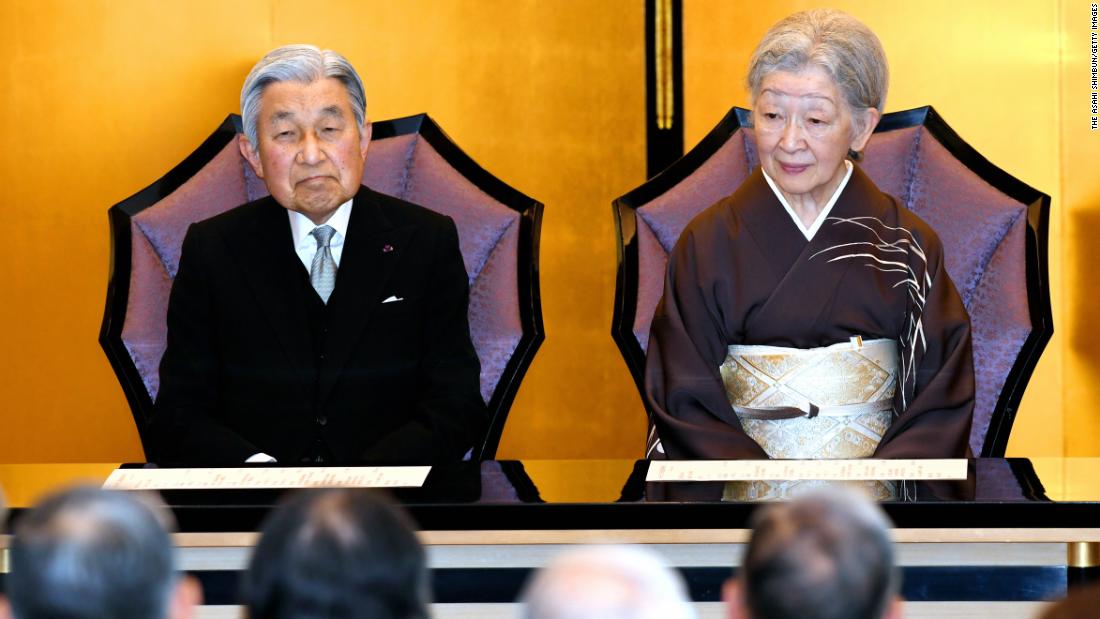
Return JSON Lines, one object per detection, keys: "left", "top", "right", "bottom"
{"left": 761, "top": 159, "right": 854, "bottom": 241}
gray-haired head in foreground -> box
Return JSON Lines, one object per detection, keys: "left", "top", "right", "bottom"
{"left": 747, "top": 9, "right": 888, "bottom": 135}
{"left": 7, "top": 486, "right": 178, "bottom": 619}
{"left": 741, "top": 487, "right": 899, "bottom": 619}
{"left": 240, "top": 44, "right": 367, "bottom": 147}
{"left": 520, "top": 545, "right": 696, "bottom": 619}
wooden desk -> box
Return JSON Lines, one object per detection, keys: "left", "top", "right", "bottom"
{"left": 3, "top": 458, "right": 1099, "bottom": 619}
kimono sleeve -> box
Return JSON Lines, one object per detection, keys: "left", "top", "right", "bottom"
{"left": 643, "top": 226, "right": 770, "bottom": 460}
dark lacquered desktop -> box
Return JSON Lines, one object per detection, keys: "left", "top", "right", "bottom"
{"left": 1, "top": 459, "right": 1098, "bottom": 613}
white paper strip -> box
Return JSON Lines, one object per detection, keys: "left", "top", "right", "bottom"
{"left": 645, "top": 459, "right": 967, "bottom": 482}
{"left": 102, "top": 466, "right": 431, "bottom": 490}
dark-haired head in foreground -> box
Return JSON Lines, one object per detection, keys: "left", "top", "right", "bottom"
{"left": 0, "top": 485, "right": 201, "bottom": 619}
{"left": 244, "top": 489, "right": 428, "bottom": 619}
{"left": 725, "top": 487, "right": 902, "bottom": 619}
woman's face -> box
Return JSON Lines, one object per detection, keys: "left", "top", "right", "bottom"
{"left": 752, "top": 66, "right": 876, "bottom": 206}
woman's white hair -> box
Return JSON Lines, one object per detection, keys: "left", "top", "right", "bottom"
{"left": 747, "top": 9, "right": 888, "bottom": 136}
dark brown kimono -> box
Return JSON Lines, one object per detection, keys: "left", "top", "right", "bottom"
{"left": 644, "top": 165, "right": 974, "bottom": 461}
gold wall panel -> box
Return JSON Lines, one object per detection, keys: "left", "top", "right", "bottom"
{"left": 1061, "top": 1, "right": 1100, "bottom": 456}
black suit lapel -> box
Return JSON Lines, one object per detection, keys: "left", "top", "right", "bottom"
{"left": 317, "top": 186, "right": 417, "bottom": 406}
{"left": 229, "top": 198, "right": 315, "bottom": 377}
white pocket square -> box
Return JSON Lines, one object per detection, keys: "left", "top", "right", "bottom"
{"left": 382, "top": 295, "right": 404, "bottom": 304}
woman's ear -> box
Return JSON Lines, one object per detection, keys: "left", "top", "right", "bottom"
{"left": 850, "top": 107, "right": 882, "bottom": 153}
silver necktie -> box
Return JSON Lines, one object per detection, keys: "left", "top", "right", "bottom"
{"left": 310, "top": 225, "right": 337, "bottom": 304}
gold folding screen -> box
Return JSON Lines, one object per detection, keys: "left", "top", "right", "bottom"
{"left": 0, "top": 0, "right": 1092, "bottom": 461}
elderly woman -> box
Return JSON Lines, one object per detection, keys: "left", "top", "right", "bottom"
{"left": 644, "top": 10, "right": 974, "bottom": 472}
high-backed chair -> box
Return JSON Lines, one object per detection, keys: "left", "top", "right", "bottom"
{"left": 613, "top": 106, "right": 1051, "bottom": 457}
{"left": 100, "top": 114, "right": 544, "bottom": 461}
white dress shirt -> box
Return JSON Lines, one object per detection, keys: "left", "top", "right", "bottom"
{"left": 761, "top": 159, "right": 854, "bottom": 241}
{"left": 288, "top": 198, "right": 354, "bottom": 271}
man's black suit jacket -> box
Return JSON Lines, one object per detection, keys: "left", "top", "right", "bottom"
{"left": 149, "top": 185, "right": 487, "bottom": 465}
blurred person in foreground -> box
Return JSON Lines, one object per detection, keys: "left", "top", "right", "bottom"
{"left": 244, "top": 489, "right": 428, "bottom": 619}
{"left": 725, "top": 487, "right": 902, "bottom": 619}
{"left": 0, "top": 486, "right": 201, "bottom": 619}
{"left": 520, "top": 545, "right": 696, "bottom": 619}
{"left": 1038, "top": 583, "right": 1100, "bottom": 619}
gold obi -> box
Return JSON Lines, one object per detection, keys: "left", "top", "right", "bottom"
{"left": 718, "top": 337, "right": 899, "bottom": 501}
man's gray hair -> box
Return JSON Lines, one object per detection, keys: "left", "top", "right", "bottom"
{"left": 240, "top": 44, "right": 367, "bottom": 147}
{"left": 747, "top": 9, "right": 888, "bottom": 134}
{"left": 741, "top": 486, "right": 900, "bottom": 619}
{"left": 6, "top": 486, "right": 178, "bottom": 619}
{"left": 520, "top": 545, "right": 696, "bottom": 619}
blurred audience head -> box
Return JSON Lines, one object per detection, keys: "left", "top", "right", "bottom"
{"left": 1, "top": 485, "right": 200, "bottom": 619}
{"left": 520, "top": 545, "right": 696, "bottom": 619}
{"left": 726, "top": 487, "right": 902, "bottom": 619}
{"left": 1039, "top": 583, "right": 1100, "bottom": 619}
{"left": 244, "top": 489, "right": 428, "bottom": 619}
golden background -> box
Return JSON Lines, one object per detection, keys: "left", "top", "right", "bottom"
{"left": 0, "top": 0, "right": 1094, "bottom": 462}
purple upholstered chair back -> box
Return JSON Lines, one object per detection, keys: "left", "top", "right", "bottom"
{"left": 101, "top": 114, "right": 544, "bottom": 460}
{"left": 612, "top": 107, "right": 1052, "bottom": 457}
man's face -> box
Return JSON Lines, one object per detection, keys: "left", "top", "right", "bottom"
{"left": 240, "top": 77, "right": 370, "bottom": 225}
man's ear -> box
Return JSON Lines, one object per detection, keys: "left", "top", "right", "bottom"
{"left": 359, "top": 120, "right": 372, "bottom": 159}
{"left": 0, "top": 595, "right": 12, "bottom": 619}
{"left": 167, "top": 575, "right": 203, "bottom": 619}
{"left": 723, "top": 578, "right": 751, "bottom": 619}
{"left": 239, "top": 135, "right": 264, "bottom": 178}
{"left": 882, "top": 595, "right": 904, "bottom": 619}
{"left": 849, "top": 107, "right": 881, "bottom": 153}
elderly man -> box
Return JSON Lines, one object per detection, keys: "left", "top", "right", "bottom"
{"left": 244, "top": 489, "right": 428, "bottom": 619}
{"left": 0, "top": 486, "right": 201, "bottom": 619}
{"left": 520, "top": 545, "right": 696, "bottom": 619}
{"left": 724, "top": 487, "right": 903, "bottom": 619}
{"left": 150, "top": 45, "right": 486, "bottom": 465}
